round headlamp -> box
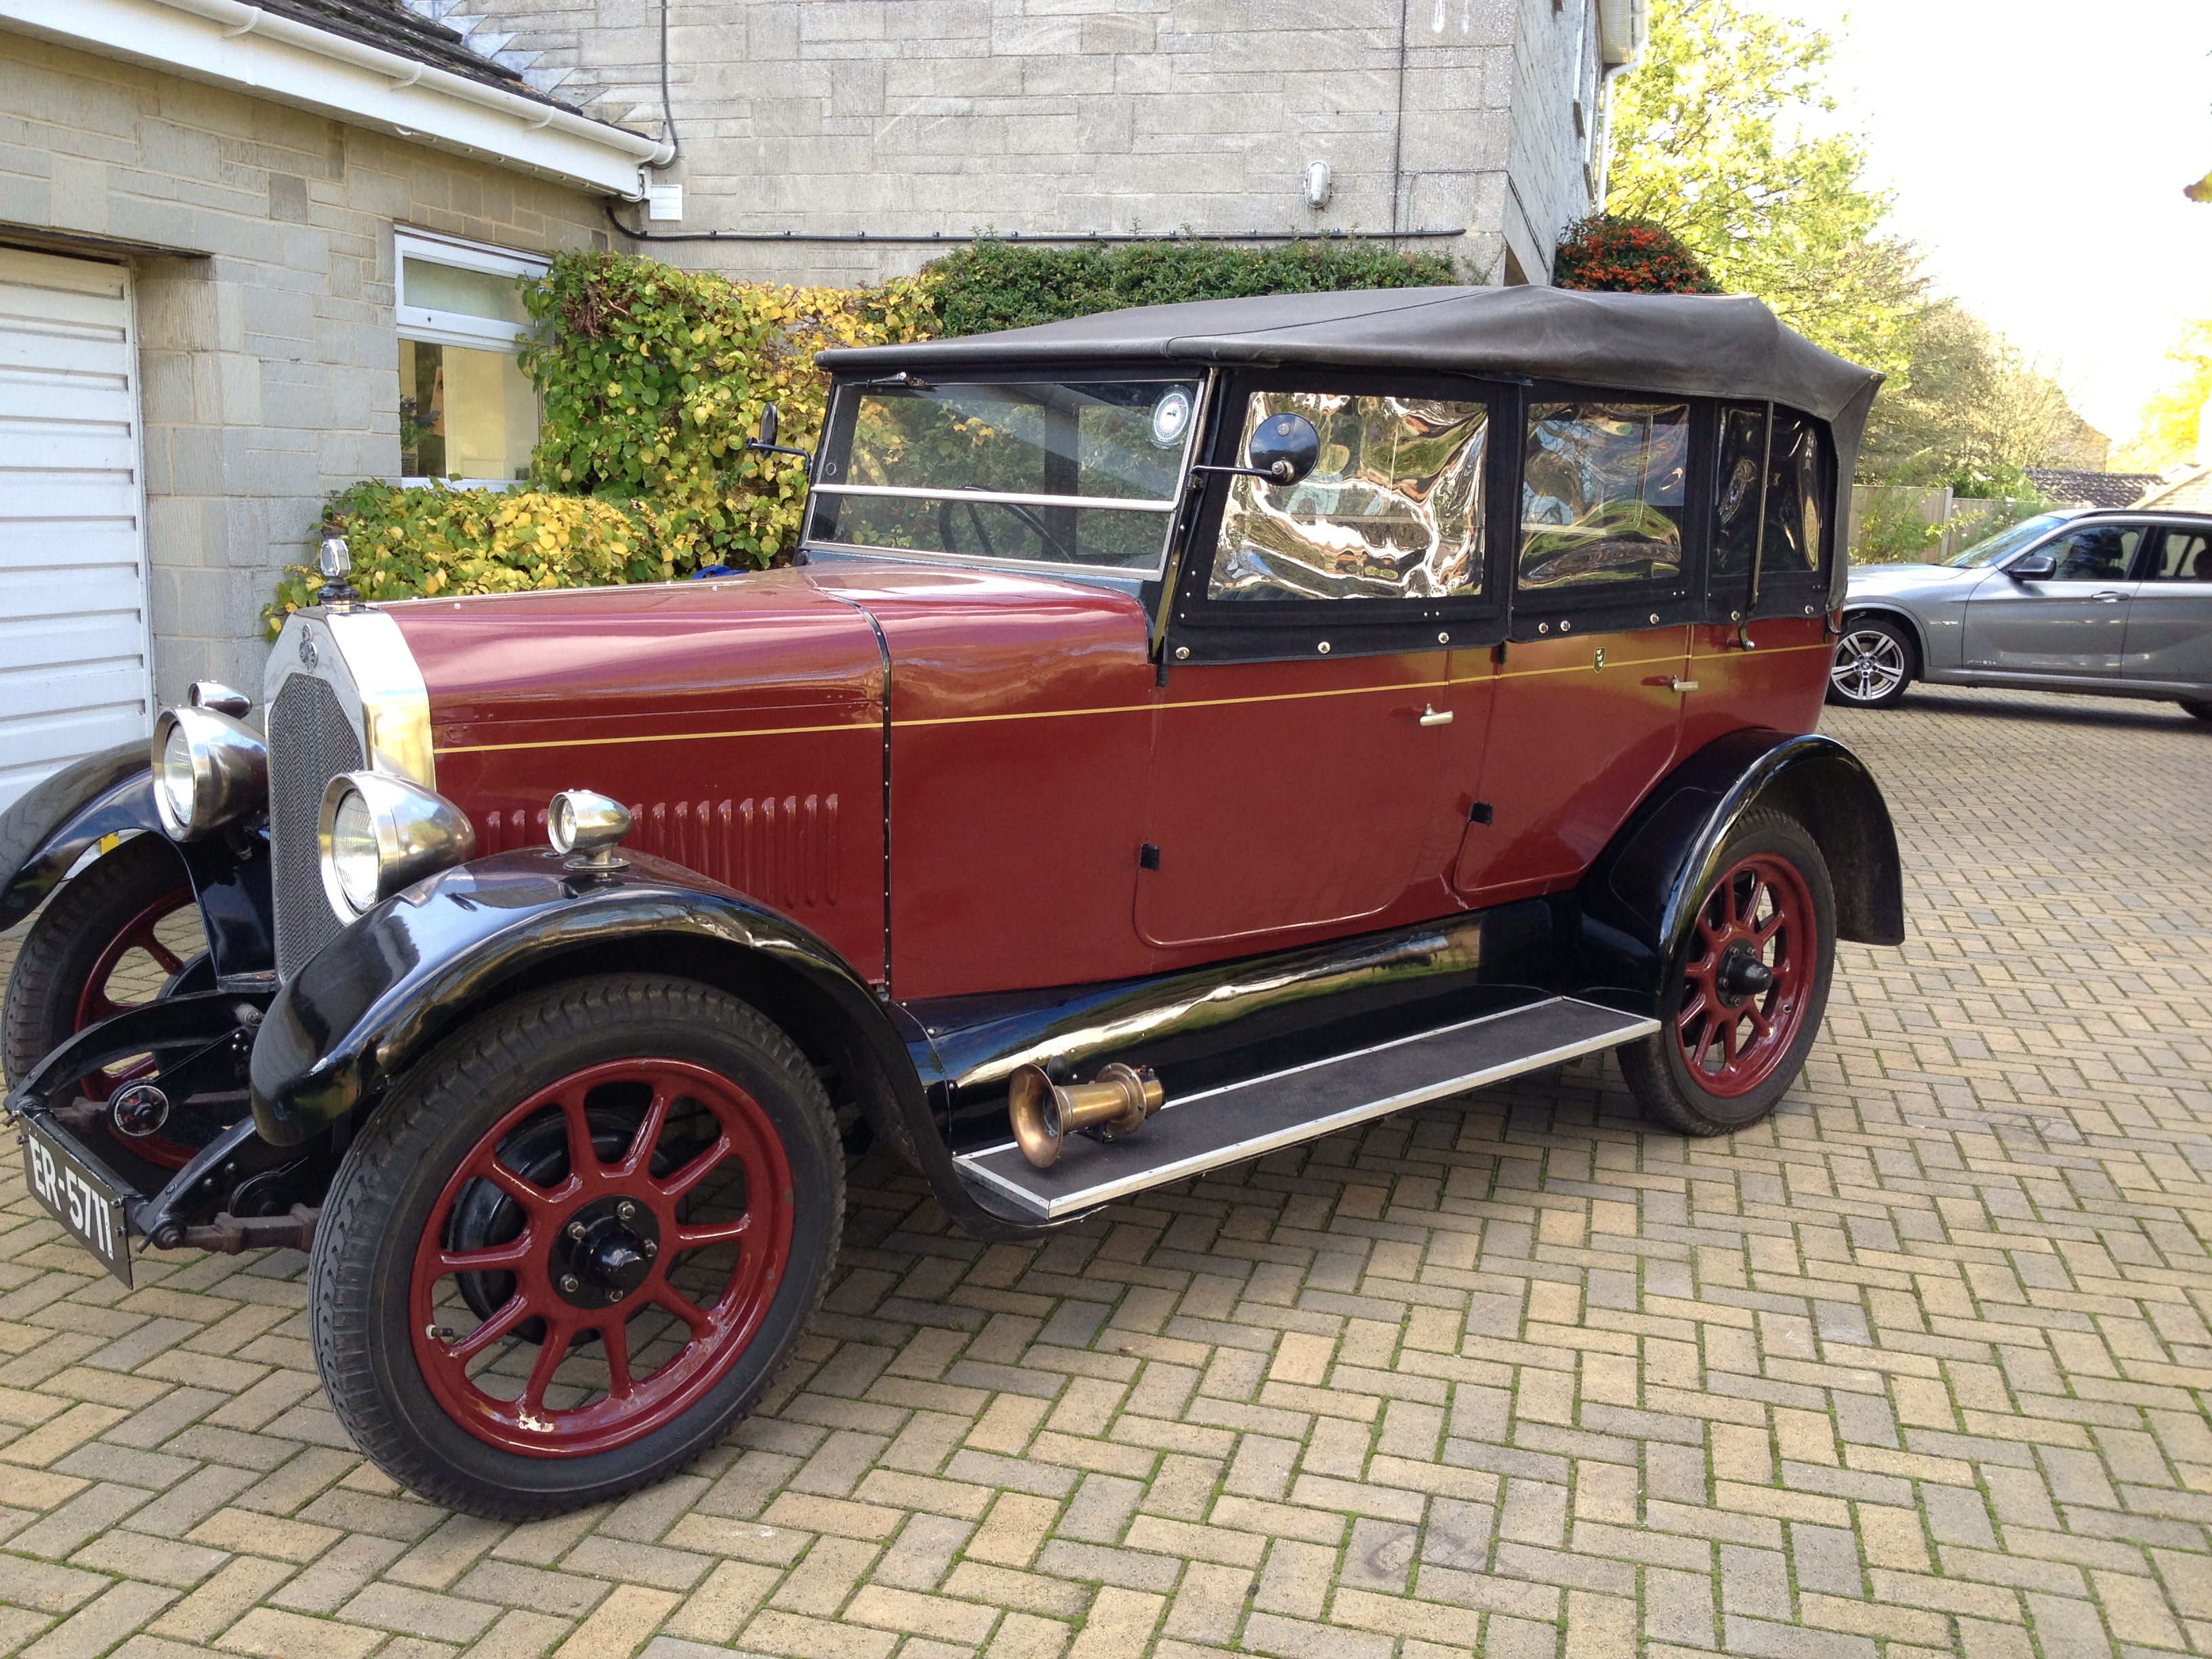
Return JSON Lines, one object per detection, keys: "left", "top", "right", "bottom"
{"left": 317, "top": 771, "right": 476, "bottom": 920}
{"left": 149, "top": 706, "right": 268, "bottom": 841}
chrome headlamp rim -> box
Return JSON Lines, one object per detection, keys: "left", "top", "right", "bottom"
{"left": 149, "top": 705, "right": 268, "bottom": 842}
{"left": 317, "top": 771, "right": 477, "bottom": 922}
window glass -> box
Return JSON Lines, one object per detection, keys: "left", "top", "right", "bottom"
{"left": 1208, "top": 391, "right": 1488, "bottom": 602}
{"left": 2039, "top": 525, "right": 2141, "bottom": 581}
{"left": 1761, "top": 412, "right": 1826, "bottom": 576}
{"left": 1519, "top": 401, "right": 1687, "bottom": 592}
{"left": 811, "top": 380, "right": 1195, "bottom": 571}
{"left": 400, "top": 340, "right": 537, "bottom": 483}
{"left": 2150, "top": 529, "right": 2209, "bottom": 580}
{"left": 401, "top": 257, "right": 531, "bottom": 328}
{"left": 1712, "top": 406, "right": 1765, "bottom": 579}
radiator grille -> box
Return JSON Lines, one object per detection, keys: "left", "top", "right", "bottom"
{"left": 269, "top": 674, "right": 365, "bottom": 978}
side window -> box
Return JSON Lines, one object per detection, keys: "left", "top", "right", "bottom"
{"left": 1712, "top": 406, "right": 1764, "bottom": 579}
{"left": 1761, "top": 413, "right": 1826, "bottom": 576}
{"left": 2150, "top": 528, "right": 2209, "bottom": 579}
{"left": 2041, "top": 525, "right": 2141, "bottom": 581}
{"left": 1209, "top": 392, "right": 1488, "bottom": 601}
{"left": 1519, "top": 401, "right": 1688, "bottom": 593}
{"left": 395, "top": 232, "right": 548, "bottom": 487}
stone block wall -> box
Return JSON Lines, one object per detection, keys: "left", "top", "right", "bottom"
{"left": 0, "top": 35, "right": 609, "bottom": 699}
{"left": 462, "top": 0, "right": 1599, "bottom": 289}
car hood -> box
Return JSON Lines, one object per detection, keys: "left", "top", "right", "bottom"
{"left": 386, "top": 568, "right": 888, "bottom": 750}
{"left": 1845, "top": 561, "right": 1978, "bottom": 596}
{"left": 383, "top": 558, "right": 1155, "bottom": 751}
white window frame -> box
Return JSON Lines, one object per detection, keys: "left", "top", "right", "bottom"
{"left": 394, "top": 227, "right": 548, "bottom": 489}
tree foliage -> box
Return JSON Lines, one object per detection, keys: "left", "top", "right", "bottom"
{"left": 1603, "top": 0, "right": 1920, "bottom": 380}
{"left": 2113, "top": 319, "right": 2212, "bottom": 472}
{"left": 1551, "top": 215, "right": 1720, "bottom": 293}
{"left": 1858, "top": 300, "right": 2104, "bottom": 495}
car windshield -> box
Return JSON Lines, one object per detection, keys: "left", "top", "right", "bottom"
{"left": 808, "top": 377, "right": 1202, "bottom": 574}
{"left": 1942, "top": 512, "right": 2072, "bottom": 568}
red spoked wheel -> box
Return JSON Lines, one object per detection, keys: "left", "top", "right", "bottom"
{"left": 409, "top": 1059, "right": 793, "bottom": 1457}
{"left": 1673, "top": 852, "right": 1816, "bottom": 1098}
{"left": 312, "top": 977, "right": 842, "bottom": 1520}
{"left": 1620, "top": 811, "right": 1837, "bottom": 1136}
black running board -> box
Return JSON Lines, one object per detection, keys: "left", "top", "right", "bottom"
{"left": 953, "top": 996, "right": 1657, "bottom": 1220}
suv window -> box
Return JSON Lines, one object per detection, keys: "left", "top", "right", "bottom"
{"left": 2149, "top": 527, "right": 2210, "bottom": 580}
{"left": 1519, "top": 401, "right": 1688, "bottom": 594}
{"left": 2035, "top": 525, "right": 2142, "bottom": 581}
{"left": 1208, "top": 392, "right": 1488, "bottom": 602}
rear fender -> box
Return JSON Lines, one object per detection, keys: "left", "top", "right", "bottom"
{"left": 246, "top": 848, "right": 1038, "bottom": 1238}
{"left": 1574, "top": 730, "right": 1905, "bottom": 1013}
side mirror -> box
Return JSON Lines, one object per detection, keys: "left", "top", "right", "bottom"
{"left": 2009, "top": 552, "right": 2056, "bottom": 580}
{"left": 744, "top": 402, "right": 811, "bottom": 478}
{"left": 1189, "top": 411, "right": 1324, "bottom": 490}
{"left": 1248, "top": 413, "right": 1320, "bottom": 485}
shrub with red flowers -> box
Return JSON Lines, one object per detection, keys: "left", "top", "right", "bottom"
{"left": 1551, "top": 214, "right": 1723, "bottom": 295}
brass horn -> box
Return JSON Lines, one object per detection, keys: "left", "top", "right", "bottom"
{"left": 1007, "top": 1063, "right": 1164, "bottom": 1169}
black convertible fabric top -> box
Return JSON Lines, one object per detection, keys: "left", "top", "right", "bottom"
{"left": 823, "top": 285, "right": 1878, "bottom": 426}
{"left": 821, "top": 285, "right": 1883, "bottom": 605}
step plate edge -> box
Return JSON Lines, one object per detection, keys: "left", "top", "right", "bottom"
{"left": 955, "top": 997, "right": 1658, "bottom": 1221}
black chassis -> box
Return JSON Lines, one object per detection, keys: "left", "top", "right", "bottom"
{"left": 5, "top": 727, "right": 1902, "bottom": 1254}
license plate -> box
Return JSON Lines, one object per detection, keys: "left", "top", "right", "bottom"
{"left": 20, "top": 1118, "right": 132, "bottom": 1285}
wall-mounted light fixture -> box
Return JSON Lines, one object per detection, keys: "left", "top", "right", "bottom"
{"left": 1303, "top": 159, "right": 1333, "bottom": 209}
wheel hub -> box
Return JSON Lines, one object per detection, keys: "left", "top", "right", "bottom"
{"left": 552, "top": 1195, "right": 660, "bottom": 1309}
{"left": 1714, "top": 944, "right": 1775, "bottom": 1006}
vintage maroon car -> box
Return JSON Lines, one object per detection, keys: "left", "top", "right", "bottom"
{"left": 2, "top": 286, "right": 1899, "bottom": 1517}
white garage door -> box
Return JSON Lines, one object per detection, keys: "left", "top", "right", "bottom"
{"left": 0, "top": 247, "right": 153, "bottom": 816}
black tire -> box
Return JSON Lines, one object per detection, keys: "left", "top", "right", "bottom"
{"left": 1618, "top": 810, "right": 1837, "bottom": 1136}
{"left": 2180, "top": 698, "right": 2212, "bottom": 723}
{"left": 3, "top": 833, "right": 199, "bottom": 1089}
{"left": 1826, "top": 613, "right": 1916, "bottom": 709}
{"left": 308, "top": 975, "right": 843, "bottom": 1520}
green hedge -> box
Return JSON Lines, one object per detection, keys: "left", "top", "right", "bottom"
{"left": 922, "top": 237, "right": 1463, "bottom": 337}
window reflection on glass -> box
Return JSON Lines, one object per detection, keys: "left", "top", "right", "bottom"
{"left": 813, "top": 380, "right": 1195, "bottom": 571}
{"left": 401, "top": 258, "right": 531, "bottom": 327}
{"left": 1761, "top": 412, "right": 1826, "bottom": 576}
{"left": 1713, "top": 405, "right": 1765, "bottom": 579}
{"left": 1519, "top": 401, "right": 1687, "bottom": 592}
{"left": 399, "top": 340, "right": 537, "bottom": 483}
{"left": 1208, "top": 392, "right": 1488, "bottom": 602}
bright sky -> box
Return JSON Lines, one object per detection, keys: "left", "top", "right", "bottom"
{"left": 1746, "top": 0, "right": 2212, "bottom": 447}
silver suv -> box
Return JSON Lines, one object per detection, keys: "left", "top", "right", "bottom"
{"left": 1830, "top": 509, "right": 2212, "bottom": 720}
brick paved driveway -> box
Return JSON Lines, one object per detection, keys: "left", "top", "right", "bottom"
{"left": 3, "top": 687, "right": 2207, "bottom": 1659}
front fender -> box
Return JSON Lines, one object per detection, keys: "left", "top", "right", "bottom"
{"left": 247, "top": 848, "right": 924, "bottom": 1153}
{"left": 1, "top": 742, "right": 163, "bottom": 931}
{"left": 1574, "top": 730, "right": 1905, "bottom": 1012}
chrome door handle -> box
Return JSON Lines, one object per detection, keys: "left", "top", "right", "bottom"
{"left": 1418, "top": 705, "right": 1454, "bottom": 726}
{"left": 2093, "top": 591, "right": 2125, "bottom": 602}
{"left": 1668, "top": 676, "right": 1700, "bottom": 693}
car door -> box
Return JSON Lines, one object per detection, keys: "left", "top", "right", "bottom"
{"left": 2121, "top": 525, "right": 2212, "bottom": 691}
{"left": 1963, "top": 522, "right": 2144, "bottom": 678}
{"left": 1142, "top": 379, "right": 1497, "bottom": 949}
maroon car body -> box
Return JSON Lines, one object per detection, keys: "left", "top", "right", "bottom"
{"left": 1, "top": 286, "right": 1900, "bottom": 1516}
